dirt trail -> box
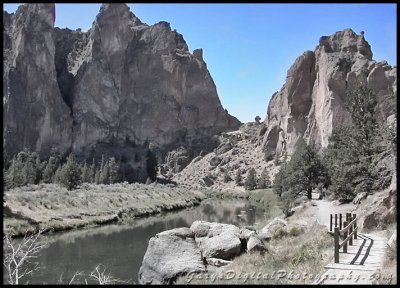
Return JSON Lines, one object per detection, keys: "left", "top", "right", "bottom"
{"left": 313, "top": 198, "right": 356, "bottom": 228}
{"left": 305, "top": 195, "right": 388, "bottom": 285}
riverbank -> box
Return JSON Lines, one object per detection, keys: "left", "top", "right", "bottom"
{"left": 175, "top": 199, "right": 333, "bottom": 284}
{"left": 3, "top": 183, "right": 206, "bottom": 237}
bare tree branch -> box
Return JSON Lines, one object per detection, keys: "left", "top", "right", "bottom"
{"left": 3, "top": 229, "right": 47, "bottom": 284}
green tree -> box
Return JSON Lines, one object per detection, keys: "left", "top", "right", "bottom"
{"left": 108, "top": 157, "right": 118, "bottom": 184}
{"left": 4, "top": 157, "right": 24, "bottom": 190}
{"left": 58, "top": 153, "right": 81, "bottom": 190}
{"left": 283, "top": 138, "right": 328, "bottom": 200}
{"left": 323, "top": 85, "right": 384, "bottom": 200}
{"left": 146, "top": 149, "right": 158, "bottom": 181}
{"left": 90, "top": 158, "right": 97, "bottom": 183}
{"left": 257, "top": 168, "right": 270, "bottom": 189}
{"left": 54, "top": 166, "right": 63, "bottom": 184}
{"left": 81, "top": 161, "right": 92, "bottom": 183}
{"left": 244, "top": 168, "right": 257, "bottom": 191}
{"left": 42, "top": 157, "right": 56, "bottom": 183}
{"left": 235, "top": 169, "right": 243, "bottom": 186}
{"left": 95, "top": 169, "right": 101, "bottom": 184}
{"left": 100, "top": 161, "right": 110, "bottom": 184}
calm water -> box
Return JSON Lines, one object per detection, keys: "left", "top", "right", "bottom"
{"left": 8, "top": 198, "right": 268, "bottom": 284}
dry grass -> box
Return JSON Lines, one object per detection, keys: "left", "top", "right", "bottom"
{"left": 4, "top": 183, "right": 206, "bottom": 237}
{"left": 176, "top": 224, "right": 333, "bottom": 284}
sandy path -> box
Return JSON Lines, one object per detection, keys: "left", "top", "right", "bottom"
{"left": 307, "top": 197, "right": 388, "bottom": 285}
{"left": 313, "top": 199, "right": 356, "bottom": 229}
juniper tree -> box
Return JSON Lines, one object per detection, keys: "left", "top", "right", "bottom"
{"left": 81, "top": 161, "right": 92, "bottom": 183}
{"left": 146, "top": 149, "right": 158, "bottom": 181}
{"left": 42, "top": 157, "right": 56, "bottom": 183}
{"left": 257, "top": 168, "right": 270, "bottom": 189}
{"left": 58, "top": 153, "right": 81, "bottom": 190}
{"left": 244, "top": 168, "right": 257, "bottom": 191}
{"left": 100, "top": 161, "right": 110, "bottom": 184}
{"left": 223, "top": 170, "right": 232, "bottom": 183}
{"left": 235, "top": 169, "right": 243, "bottom": 186}
{"left": 90, "top": 158, "right": 97, "bottom": 183}
{"left": 283, "top": 138, "right": 328, "bottom": 199}
{"left": 108, "top": 157, "right": 118, "bottom": 184}
{"left": 323, "top": 85, "right": 384, "bottom": 200}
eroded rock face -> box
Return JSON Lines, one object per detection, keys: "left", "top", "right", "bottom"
{"left": 262, "top": 29, "right": 396, "bottom": 156}
{"left": 69, "top": 4, "right": 240, "bottom": 156}
{"left": 3, "top": 4, "right": 240, "bottom": 174}
{"left": 3, "top": 4, "right": 72, "bottom": 158}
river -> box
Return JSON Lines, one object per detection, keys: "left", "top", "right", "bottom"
{"left": 6, "top": 198, "right": 270, "bottom": 284}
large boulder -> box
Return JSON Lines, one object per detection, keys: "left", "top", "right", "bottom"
{"left": 190, "top": 221, "right": 242, "bottom": 260}
{"left": 138, "top": 227, "right": 206, "bottom": 285}
{"left": 247, "top": 235, "right": 268, "bottom": 254}
{"left": 258, "top": 217, "right": 287, "bottom": 240}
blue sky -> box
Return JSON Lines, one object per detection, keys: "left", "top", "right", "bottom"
{"left": 4, "top": 4, "right": 397, "bottom": 123}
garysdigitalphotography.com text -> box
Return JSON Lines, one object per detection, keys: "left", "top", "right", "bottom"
{"left": 184, "top": 270, "right": 393, "bottom": 283}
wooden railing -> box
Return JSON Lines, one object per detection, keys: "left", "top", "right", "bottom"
{"left": 329, "top": 213, "right": 358, "bottom": 263}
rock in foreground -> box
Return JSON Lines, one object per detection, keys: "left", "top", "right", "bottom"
{"left": 138, "top": 220, "right": 272, "bottom": 284}
{"left": 138, "top": 227, "right": 206, "bottom": 285}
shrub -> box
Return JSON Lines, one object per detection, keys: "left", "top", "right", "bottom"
{"left": 273, "top": 227, "right": 289, "bottom": 239}
{"left": 289, "top": 227, "right": 304, "bottom": 237}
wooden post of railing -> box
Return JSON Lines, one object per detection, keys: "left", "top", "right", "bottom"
{"left": 339, "top": 213, "right": 342, "bottom": 230}
{"left": 330, "top": 214, "right": 333, "bottom": 232}
{"left": 353, "top": 213, "right": 357, "bottom": 239}
{"left": 334, "top": 227, "right": 339, "bottom": 263}
{"left": 346, "top": 213, "right": 349, "bottom": 222}
{"left": 335, "top": 214, "right": 338, "bottom": 229}
{"left": 349, "top": 215, "right": 353, "bottom": 245}
{"left": 343, "top": 221, "right": 348, "bottom": 253}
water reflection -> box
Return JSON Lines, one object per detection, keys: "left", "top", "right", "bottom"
{"left": 8, "top": 198, "right": 266, "bottom": 284}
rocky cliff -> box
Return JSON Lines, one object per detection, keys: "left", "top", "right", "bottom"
{"left": 3, "top": 4, "right": 240, "bottom": 177}
{"left": 3, "top": 4, "right": 73, "bottom": 158}
{"left": 260, "top": 29, "right": 396, "bottom": 157}
{"left": 173, "top": 29, "right": 396, "bottom": 190}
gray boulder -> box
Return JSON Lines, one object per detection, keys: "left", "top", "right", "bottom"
{"left": 190, "top": 221, "right": 242, "bottom": 260}
{"left": 138, "top": 227, "right": 205, "bottom": 284}
{"left": 258, "top": 217, "right": 287, "bottom": 240}
{"left": 206, "top": 257, "right": 232, "bottom": 267}
{"left": 247, "top": 235, "right": 267, "bottom": 254}
{"left": 239, "top": 227, "right": 256, "bottom": 241}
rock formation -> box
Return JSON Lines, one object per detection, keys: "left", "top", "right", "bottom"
{"left": 3, "top": 4, "right": 73, "bottom": 158}
{"left": 260, "top": 29, "right": 396, "bottom": 157}
{"left": 3, "top": 4, "right": 240, "bottom": 177}
{"left": 138, "top": 221, "right": 268, "bottom": 284}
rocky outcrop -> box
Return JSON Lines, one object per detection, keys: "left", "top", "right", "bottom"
{"left": 139, "top": 221, "right": 268, "bottom": 284}
{"left": 138, "top": 227, "right": 205, "bottom": 285}
{"left": 3, "top": 3, "right": 240, "bottom": 176}
{"left": 3, "top": 4, "right": 72, "bottom": 158}
{"left": 357, "top": 188, "right": 396, "bottom": 231}
{"left": 261, "top": 29, "right": 396, "bottom": 157}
